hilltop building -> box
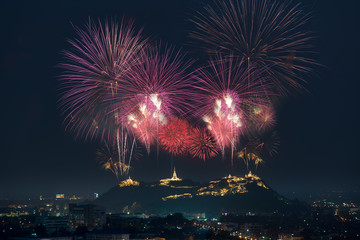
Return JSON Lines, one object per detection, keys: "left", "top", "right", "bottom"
{"left": 160, "top": 167, "right": 182, "bottom": 186}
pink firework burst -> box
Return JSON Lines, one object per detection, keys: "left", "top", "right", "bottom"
{"left": 158, "top": 117, "right": 191, "bottom": 156}
{"left": 115, "top": 45, "right": 195, "bottom": 117}
{"left": 192, "top": 55, "right": 271, "bottom": 160}
{"left": 126, "top": 102, "right": 166, "bottom": 154}
{"left": 59, "top": 19, "right": 147, "bottom": 140}
{"left": 115, "top": 45, "right": 195, "bottom": 152}
{"left": 188, "top": 127, "right": 219, "bottom": 161}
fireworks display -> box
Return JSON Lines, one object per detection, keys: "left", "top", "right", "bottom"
{"left": 192, "top": 56, "right": 271, "bottom": 161}
{"left": 118, "top": 45, "right": 195, "bottom": 154}
{"left": 250, "top": 105, "right": 276, "bottom": 132}
{"left": 116, "top": 45, "right": 195, "bottom": 118}
{"left": 190, "top": 0, "right": 316, "bottom": 93}
{"left": 59, "top": 0, "right": 315, "bottom": 179}
{"left": 59, "top": 19, "right": 146, "bottom": 140}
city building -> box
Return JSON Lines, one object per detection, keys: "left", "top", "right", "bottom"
{"left": 43, "top": 216, "right": 69, "bottom": 234}
{"left": 69, "top": 204, "right": 106, "bottom": 228}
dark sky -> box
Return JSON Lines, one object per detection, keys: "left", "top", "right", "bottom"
{"left": 0, "top": 0, "right": 359, "bottom": 200}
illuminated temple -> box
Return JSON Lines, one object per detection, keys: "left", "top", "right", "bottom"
{"left": 159, "top": 167, "right": 182, "bottom": 186}
{"left": 119, "top": 177, "right": 140, "bottom": 187}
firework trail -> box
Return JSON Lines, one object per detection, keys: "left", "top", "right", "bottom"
{"left": 237, "top": 140, "right": 263, "bottom": 170}
{"left": 96, "top": 142, "right": 131, "bottom": 181}
{"left": 191, "top": 0, "right": 316, "bottom": 93}
{"left": 126, "top": 93, "right": 167, "bottom": 154}
{"left": 238, "top": 130, "right": 280, "bottom": 170}
{"left": 127, "top": 107, "right": 165, "bottom": 154}
{"left": 192, "top": 55, "right": 271, "bottom": 163}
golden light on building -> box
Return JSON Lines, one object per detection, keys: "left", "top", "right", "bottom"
{"left": 119, "top": 177, "right": 140, "bottom": 187}
{"left": 162, "top": 193, "right": 192, "bottom": 201}
{"left": 160, "top": 167, "right": 182, "bottom": 186}
{"left": 196, "top": 171, "right": 266, "bottom": 197}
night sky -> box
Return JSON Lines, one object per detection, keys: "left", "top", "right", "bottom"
{"left": 1, "top": 0, "right": 359, "bottom": 199}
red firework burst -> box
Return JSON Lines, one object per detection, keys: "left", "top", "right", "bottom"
{"left": 188, "top": 127, "right": 218, "bottom": 161}
{"left": 158, "top": 117, "right": 191, "bottom": 156}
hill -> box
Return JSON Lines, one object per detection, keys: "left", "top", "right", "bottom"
{"left": 94, "top": 171, "right": 304, "bottom": 217}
